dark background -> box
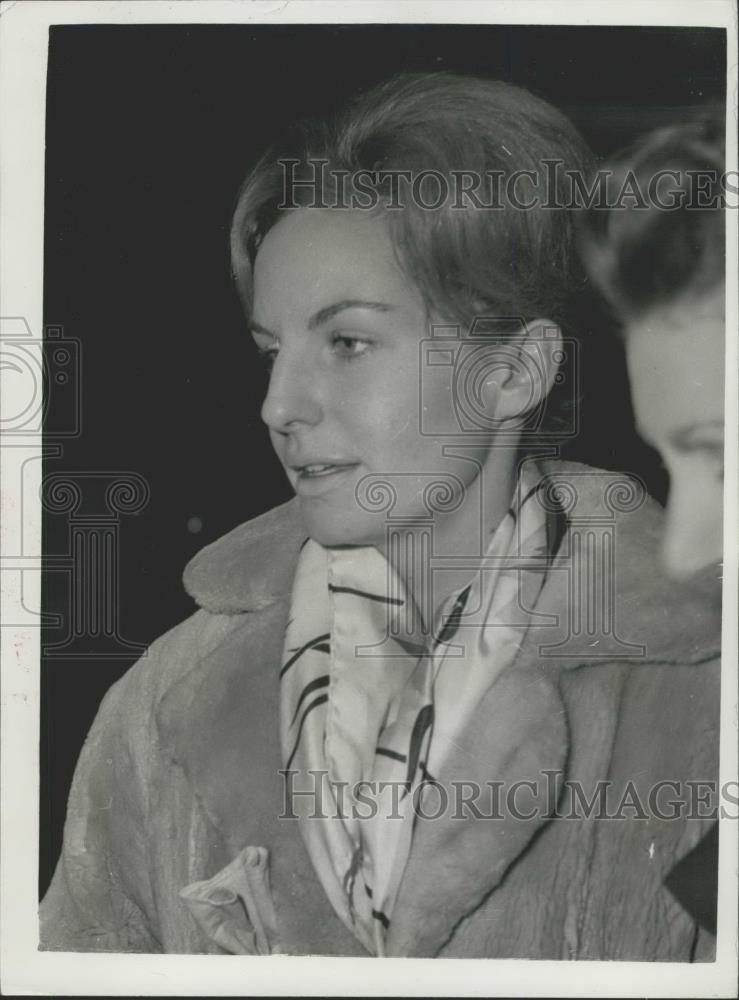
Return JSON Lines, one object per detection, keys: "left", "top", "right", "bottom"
{"left": 40, "top": 23, "right": 726, "bottom": 894}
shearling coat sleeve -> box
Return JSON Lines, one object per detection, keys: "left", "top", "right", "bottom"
{"left": 40, "top": 646, "right": 163, "bottom": 953}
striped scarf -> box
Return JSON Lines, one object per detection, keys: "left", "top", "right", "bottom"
{"left": 279, "top": 467, "right": 553, "bottom": 955}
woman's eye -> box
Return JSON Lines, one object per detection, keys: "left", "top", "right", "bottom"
{"left": 255, "top": 345, "right": 279, "bottom": 371}
{"left": 331, "top": 334, "right": 371, "bottom": 359}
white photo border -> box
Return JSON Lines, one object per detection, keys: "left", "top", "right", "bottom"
{"left": 1, "top": 1, "right": 737, "bottom": 996}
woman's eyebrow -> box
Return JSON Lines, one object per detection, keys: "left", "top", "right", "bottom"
{"left": 308, "top": 299, "right": 396, "bottom": 330}
{"left": 249, "top": 300, "right": 396, "bottom": 339}
{"left": 249, "top": 320, "right": 275, "bottom": 338}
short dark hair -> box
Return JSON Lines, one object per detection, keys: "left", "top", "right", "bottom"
{"left": 230, "top": 72, "right": 594, "bottom": 335}
{"left": 578, "top": 113, "right": 726, "bottom": 323}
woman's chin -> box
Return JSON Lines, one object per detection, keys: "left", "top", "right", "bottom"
{"left": 298, "top": 501, "right": 382, "bottom": 549}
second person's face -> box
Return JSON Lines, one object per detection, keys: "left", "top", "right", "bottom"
{"left": 627, "top": 286, "right": 725, "bottom": 581}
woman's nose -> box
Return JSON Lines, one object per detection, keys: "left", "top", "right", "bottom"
{"left": 660, "top": 475, "right": 724, "bottom": 580}
{"left": 260, "top": 350, "right": 323, "bottom": 434}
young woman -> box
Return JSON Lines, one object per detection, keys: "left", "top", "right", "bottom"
{"left": 578, "top": 115, "right": 726, "bottom": 581}
{"left": 577, "top": 113, "right": 726, "bottom": 945}
{"left": 41, "top": 74, "right": 721, "bottom": 960}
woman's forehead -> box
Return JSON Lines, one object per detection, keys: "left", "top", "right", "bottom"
{"left": 626, "top": 286, "right": 725, "bottom": 442}
{"left": 252, "top": 208, "right": 422, "bottom": 321}
{"left": 628, "top": 284, "right": 725, "bottom": 350}
{"left": 256, "top": 207, "right": 393, "bottom": 262}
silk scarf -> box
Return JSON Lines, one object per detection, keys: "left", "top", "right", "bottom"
{"left": 279, "top": 466, "right": 553, "bottom": 955}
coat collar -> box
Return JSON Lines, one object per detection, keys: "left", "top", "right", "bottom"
{"left": 183, "top": 497, "right": 307, "bottom": 615}
{"left": 183, "top": 461, "right": 721, "bottom": 666}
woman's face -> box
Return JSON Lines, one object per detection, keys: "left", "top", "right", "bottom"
{"left": 250, "top": 208, "right": 497, "bottom": 548}
{"left": 626, "top": 285, "right": 725, "bottom": 580}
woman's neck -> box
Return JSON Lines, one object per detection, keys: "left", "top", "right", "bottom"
{"left": 377, "top": 446, "right": 520, "bottom": 632}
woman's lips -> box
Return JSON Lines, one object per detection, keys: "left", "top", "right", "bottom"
{"left": 291, "top": 462, "right": 359, "bottom": 496}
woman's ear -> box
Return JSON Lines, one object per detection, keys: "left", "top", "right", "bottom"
{"left": 483, "top": 319, "right": 563, "bottom": 427}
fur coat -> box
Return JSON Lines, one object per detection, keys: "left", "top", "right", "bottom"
{"left": 40, "top": 462, "right": 721, "bottom": 959}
